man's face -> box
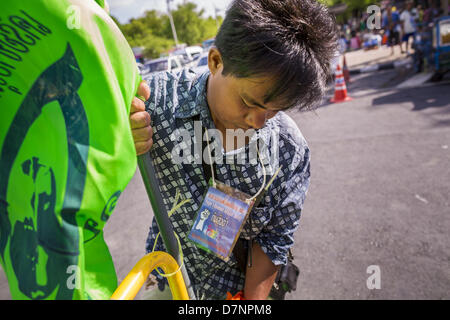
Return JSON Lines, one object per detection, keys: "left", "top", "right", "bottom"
{"left": 206, "top": 49, "right": 283, "bottom": 133}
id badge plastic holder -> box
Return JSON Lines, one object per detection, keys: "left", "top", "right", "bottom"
{"left": 188, "top": 180, "right": 255, "bottom": 261}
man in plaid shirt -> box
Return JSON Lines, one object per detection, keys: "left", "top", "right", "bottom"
{"left": 130, "top": 0, "right": 337, "bottom": 299}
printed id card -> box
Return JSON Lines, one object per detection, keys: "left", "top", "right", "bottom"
{"left": 188, "top": 181, "right": 255, "bottom": 261}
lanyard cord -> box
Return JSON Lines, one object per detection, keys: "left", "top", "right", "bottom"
{"left": 203, "top": 124, "right": 284, "bottom": 270}
{"left": 204, "top": 128, "right": 267, "bottom": 203}
{"left": 204, "top": 128, "right": 217, "bottom": 189}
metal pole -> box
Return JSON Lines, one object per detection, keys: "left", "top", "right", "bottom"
{"left": 213, "top": 5, "right": 220, "bottom": 30}
{"left": 137, "top": 154, "right": 196, "bottom": 300}
{"left": 166, "top": 0, "right": 179, "bottom": 47}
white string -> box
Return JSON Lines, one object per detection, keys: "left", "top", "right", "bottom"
{"left": 204, "top": 128, "right": 270, "bottom": 203}
{"left": 246, "top": 145, "right": 267, "bottom": 202}
{"left": 204, "top": 128, "right": 217, "bottom": 189}
{"left": 151, "top": 232, "right": 184, "bottom": 278}
{"left": 264, "top": 165, "right": 283, "bottom": 192}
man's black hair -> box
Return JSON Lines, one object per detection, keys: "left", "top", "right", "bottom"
{"left": 215, "top": 0, "right": 338, "bottom": 111}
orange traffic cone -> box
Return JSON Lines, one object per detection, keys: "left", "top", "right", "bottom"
{"left": 330, "top": 64, "right": 352, "bottom": 103}
{"left": 343, "top": 55, "right": 351, "bottom": 83}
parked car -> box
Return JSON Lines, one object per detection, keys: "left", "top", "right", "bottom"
{"left": 136, "top": 62, "right": 146, "bottom": 74}
{"left": 173, "top": 46, "right": 204, "bottom": 68}
{"left": 142, "top": 55, "right": 184, "bottom": 75}
{"left": 202, "top": 38, "right": 215, "bottom": 50}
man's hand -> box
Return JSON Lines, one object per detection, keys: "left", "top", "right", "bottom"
{"left": 130, "top": 80, "right": 152, "bottom": 155}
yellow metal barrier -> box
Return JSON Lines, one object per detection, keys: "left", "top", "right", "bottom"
{"left": 110, "top": 252, "right": 189, "bottom": 300}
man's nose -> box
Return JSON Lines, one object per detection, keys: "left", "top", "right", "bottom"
{"left": 246, "top": 109, "right": 278, "bottom": 129}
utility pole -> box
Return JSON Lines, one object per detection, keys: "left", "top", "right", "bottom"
{"left": 166, "top": 0, "right": 179, "bottom": 47}
{"left": 213, "top": 5, "right": 220, "bottom": 30}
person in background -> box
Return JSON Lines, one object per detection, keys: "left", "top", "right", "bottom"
{"left": 412, "top": 25, "right": 432, "bottom": 73}
{"left": 411, "top": 3, "right": 420, "bottom": 21}
{"left": 423, "top": 0, "right": 441, "bottom": 24}
{"left": 350, "top": 30, "right": 361, "bottom": 51}
{"left": 400, "top": 1, "right": 417, "bottom": 54}
{"left": 416, "top": 4, "right": 424, "bottom": 24}
{"left": 338, "top": 32, "right": 348, "bottom": 54}
{"left": 384, "top": 6, "right": 402, "bottom": 55}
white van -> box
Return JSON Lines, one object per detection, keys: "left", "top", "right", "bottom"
{"left": 142, "top": 55, "right": 184, "bottom": 75}
{"left": 174, "top": 46, "right": 204, "bottom": 67}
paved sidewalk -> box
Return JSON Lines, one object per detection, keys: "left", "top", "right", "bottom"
{"left": 344, "top": 46, "right": 409, "bottom": 70}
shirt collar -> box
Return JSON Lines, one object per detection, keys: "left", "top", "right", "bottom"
{"left": 174, "top": 71, "right": 214, "bottom": 128}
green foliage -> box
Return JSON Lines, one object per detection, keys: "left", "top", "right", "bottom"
{"left": 171, "top": 3, "right": 205, "bottom": 45}
{"left": 140, "top": 33, "right": 175, "bottom": 59}
{"left": 325, "top": 0, "right": 380, "bottom": 13}
{"left": 114, "top": 0, "right": 384, "bottom": 59}
{"left": 115, "top": 2, "right": 222, "bottom": 59}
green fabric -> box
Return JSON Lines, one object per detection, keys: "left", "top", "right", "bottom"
{"left": 0, "top": 0, "right": 141, "bottom": 299}
{"left": 94, "top": 0, "right": 106, "bottom": 9}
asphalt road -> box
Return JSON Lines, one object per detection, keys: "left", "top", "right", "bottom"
{"left": 284, "top": 70, "right": 450, "bottom": 299}
{"left": 1, "top": 68, "right": 449, "bottom": 300}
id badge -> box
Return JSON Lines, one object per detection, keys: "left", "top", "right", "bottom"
{"left": 188, "top": 180, "right": 255, "bottom": 261}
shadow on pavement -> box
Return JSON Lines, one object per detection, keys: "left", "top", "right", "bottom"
{"left": 320, "top": 68, "right": 414, "bottom": 108}
{"left": 372, "top": 83, "right": 450, "bottom": 112}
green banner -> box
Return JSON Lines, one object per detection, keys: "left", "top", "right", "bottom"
{"left": 0, "top": 0, "right": 141, "bottom": 299}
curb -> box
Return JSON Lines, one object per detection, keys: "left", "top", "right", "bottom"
{"left": 349, "top": 58, "right": 413, "bottom": 75}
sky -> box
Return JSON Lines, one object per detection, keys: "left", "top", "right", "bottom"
{"left": 108, "top": 0, "right": 233, "bottom": 24}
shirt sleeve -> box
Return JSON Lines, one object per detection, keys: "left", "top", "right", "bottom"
{"left": 144, "top": 73, "right": 161, "bottom": 119}
{"left": 254, "top": 147, "right": 311, "bottom": 266}
{"left": 145, "top": 71, "right": 187, "bottom": 119}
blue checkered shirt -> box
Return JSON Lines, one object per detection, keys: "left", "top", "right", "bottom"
{"left": 144, "top": 69, "right": 310, "bottom": 300}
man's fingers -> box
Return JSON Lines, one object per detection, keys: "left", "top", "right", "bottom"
{"left": 131, "top": 80, "right": 152, "bottom": 156}
{"left": 130, "top": 96, "right": 145, "bottom": 114}
{"left": 132, "top": 126, "right": 153, "bottom": 143}
{"left": 137, "top": 80, "right": 150, "bottom": 101}
{"left": 135, "top": 139, "right": 153, "bottom": 156}
{"left": 130, "top": 111, "right": 151, "bottom": 129}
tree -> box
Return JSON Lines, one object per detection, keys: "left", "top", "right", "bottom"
{"left": 117, "top": 2, "right": 221, "bottom": 59}
{"left": 140, "top": 33, "right": 174, "bottom": 59}
{"left": 324, "top": 0, "right": 379, "bottom": 14}
{"left": 170, "top": 2, "right": 207, "bottom": 45}
{"left": 203, "top": 16, "right": 222, "bottom": 41}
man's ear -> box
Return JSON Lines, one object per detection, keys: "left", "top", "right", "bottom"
{"left": 208, "top": 47, "right": 223, "bottom": 76}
